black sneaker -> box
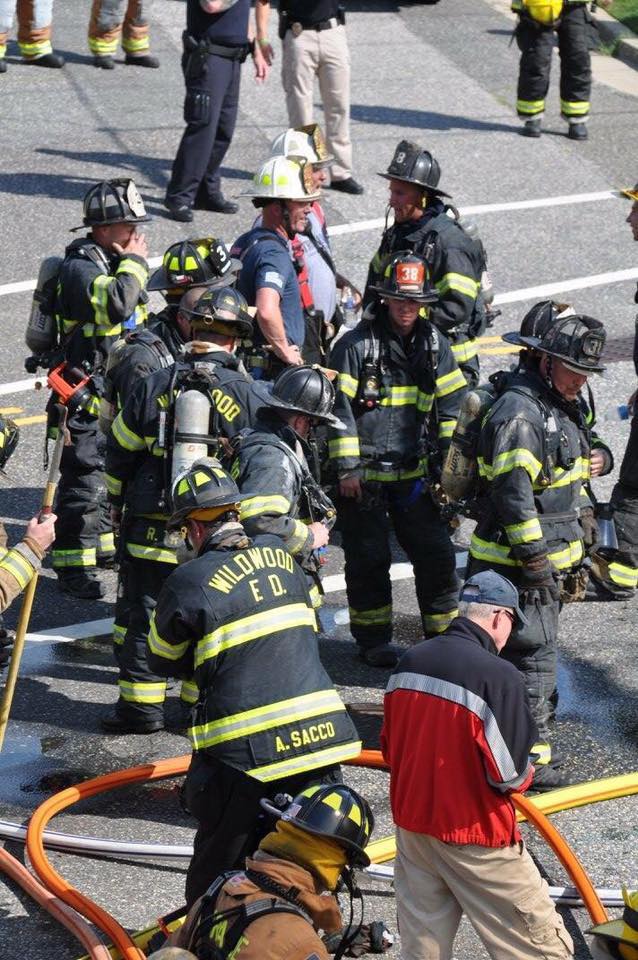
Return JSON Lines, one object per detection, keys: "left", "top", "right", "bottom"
{"left": 329, "top": 177, "right": 364, "bottom": 195}
{"left": 164, "top": 199, "right": 194, "bottom": 222}
{"left": 125, "top": 53, "right": 160, "bottom": 68}
{"left": 101, "top": 712, "right": 164, "bottom": 734}
{"left": 57, "top": 570, "right": 105, "bottom": 600}
{"left": 568, "top": 123, "right": 588, "bottom": 141}
{"left": 521, "top": 119, "right": 542, "bottom": 138}
{"left": 28, "top": 52, "right": 65, "bottom": 68}
{"left": 358, "top": 643, "right": 401, "bottom": 668}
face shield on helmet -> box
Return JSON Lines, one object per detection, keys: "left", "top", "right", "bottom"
{"left": 148, "top": 237, "right": 241, "bottom": 295}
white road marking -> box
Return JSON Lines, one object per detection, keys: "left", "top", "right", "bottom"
{"left": 0, "top": 378, "right": 39, "bottom": 396}
{"left": 493, "top": 267, "right": 638, "bottom": 305}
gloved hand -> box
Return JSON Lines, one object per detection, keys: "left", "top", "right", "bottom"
{"left": 519, "top": 554, "right": 560, "bottom": 605}
{"left": 324, "top": 922, "right": 394, "bottom": 956}
{"left": 580, "top": 506, "right": 599, "bottom": 551}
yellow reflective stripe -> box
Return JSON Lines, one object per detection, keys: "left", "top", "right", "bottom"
{"left": 379, "top": 385, "right": 417, "bottom": 407}
{"left": 195, "top": 602, "right": 317, "bottom": 669}
{"left": 538, "top": 457, "right": 588, "bottom": 490}
{"left": 469, "top": 534, "right": 518, "bottom": 567}
{"left": 51, "top": 548, "right": 96, "bottom": 568}
{"left": 84, "top": 395, "right": 101, "bottom": 417}
{"left": 417, "top": 390, "right": 434, "bottom": 413}
{"left": 82, "top": 321, "right": 123, "bottom": 339}
{"left": 112, "top": 412, "right": 145, "bottom": 452}
{"left": 450, "top": 338, "right": 479, "bottom": 363}
{"left": 436, "top": 273, "right": 479, "bottom": 300}
{"left": 436, "top": 367, "right": 467, "bottom": 398}
{"left": 608, "top": 562, "right": 638, "bottom": 588}
{"left": 349, "top": 604, "right": 392, "bottom": 626}
{"left": 561, "top": 99, "right": 589, "bottom": 116}
{"left": 90, "top": 274, "right": 114, "bottom": 327}
{"left": 505, "top": 517, "right": 544, "bottom": 545}
{"left": 478, "top": 448, "right": 543, "bottom": 483}
{"left": 89, "top": 36, "right": 119, "bottom": 54}
{"left": 117, "top": 258, "right": 149, "bottom": 288}
{"left": 288, "top": 519, "right": 310, "bottom": 554}
{"left": 517, "top": 99, "right": 545, "bottom": 114}
{"left": 438, "top": 420, "right": 456, "bottom": 439}
{"left": 246, "top": 740, "right": 363, "bottom": 782}
{"left": 0, "top": 549, "right": 34, "bottom": 590}
{"left": 190, "top": 689, "right": 347, "bottom": 751}
{"left": 530, "top": 742, "right": 552, "bottom": 765}
{"left": 105, "top": 473, "right": 123, "bottom": 497}
{"left": 328, "top": 436, "right": 360, "bottom": 459}
{"left": 126, "top": 543, "right": 178, "bottom": 564}
{"left": 424, "top": 609, "right": 457, "bottom": 633}
{"left": 113, "top": 623, "right": 127, "bottom": 646}
{"left": 180, "top": 679, "right": 199, "bottom": 705}
{"left": 308, "top": 583, "right": 322, "bottom": 610}
{"left": 118, "top": 680, "right": 167, "bottom": 704}
{"left": 548, "top": 540, "right": 583, "bottom": 570}
{"left": 364, "top": 458, "right": 427, "bottom": 483}
{"left": 148, "top": 613, "right": 190, "bottom": 661}
{"left": 99, "top": 532, "right": 115, "bottom": 554}
{"left": 20, "top": 39, "right": 53, "bottom": 56}
{"left": 337, "top": 372, "right": 358, "bottom": 399}
{"left": 122, "top": 36, "right": 150, "bottom": 53}
{"left": 240, "top": 494, "right": 291, "bottom": 521}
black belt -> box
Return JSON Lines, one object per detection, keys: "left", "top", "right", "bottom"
{"left": 285, "top": 14, "right": 344, "bottom": 34}
{"left": 205, "top": 42, "right": 250, "bottom": 62}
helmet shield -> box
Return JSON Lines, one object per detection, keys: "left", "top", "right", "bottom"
{"left": 378, "top": 140, "right": 451, "bottom": 197}
{"left": 369, "top": 252, "right": 438, "bottom": 303}
{"left": 270, "top": 123, "right": 334, "bottom": 166}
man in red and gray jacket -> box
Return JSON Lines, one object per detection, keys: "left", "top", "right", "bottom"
{"left": 381, "top": 570, "right": 573, "bottom": 960}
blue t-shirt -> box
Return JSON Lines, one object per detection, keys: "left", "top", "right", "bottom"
{"left": 232, "top": 228, "right": 305, "bottom": 349}
{"left": 187, "top": 0, "right": 251, "bottom": 45}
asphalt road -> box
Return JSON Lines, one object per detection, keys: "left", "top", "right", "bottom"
{"left": 1, "top": 1, "right": 637, "bottom": 958}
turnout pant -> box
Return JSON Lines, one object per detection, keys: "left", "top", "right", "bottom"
{"left": 0, "top": 0, "right": 53, "bottom": 60}
{"left": 592, "top": 414, "right": 638, "bottom": 597}
{"left": 516, "top": 4, "right": 592, "bottom": 122}
{"left": 88, "top": 0, "right": 149, "bottom": 57}
{"left": 281, "top": 24, "right": 352, "bottom": 182}
{"left": 166, "top": 50, "right": 242, "bottom": 208}
{"left": 394, "top": 828, "right": 573, "bottom": 960}
{"left": 337, "top": 481, "right": 459, "bottom": 650}
{"left": 51, "top": 411, "right": 115, "bottom": 573}
{"left": 183, "top": 753, "right": 342, "bottom": 907}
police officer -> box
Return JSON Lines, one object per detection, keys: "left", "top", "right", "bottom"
{"left": 102, "top": 287, "right": 261, "bottom": 733}
{"left": 329, "top": 253, "right": 467, "bottom": 668}
{"left": 365, "top": 141, "right": 488, "bottom": 387}
{"left": 164, "top": 0, "right": 272, "bottom": 222}
{"left": 512, "top": 0, "right": 611, "bottom": 140}
{"left": 229, "top": 365, "right": 342, "bottom": 608}
{"left": 589, "top": 184, "right": 638, "bottom": 599}
{"left": 51, "top": 178, "right": 150, "bottom": 599}
{"left": 0, "top": 0, "right": 64, "bottom": 70}
{"left": 278, "top": 0, "right": 362, "bottom": 195}
{"left": 147, "top": 460, "right": 361, "bottom": 905}
{"left": 88, "top": 0, "right": 158, "bottom": 69}
{"left": 233, "top": 156, "right": 320, "bottom": 377}
{"left": 468, "top": 314, "right": 610, "bottom": 787}
{"left": 168, "top": 785, "right": 374, "bottom": 959}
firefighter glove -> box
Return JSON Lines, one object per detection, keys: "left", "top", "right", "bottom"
{"left": 580, "top": 506, "right": 599, "bottom": 551}
{"left": 519, "top": 554, "right": 560, "bottom": 605}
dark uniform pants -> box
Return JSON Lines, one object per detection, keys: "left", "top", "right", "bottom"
{"left": 337, "top": 482, "right": 460, "bottom": 649}
{"left": 52, "top": 412, "right": 114, "bottom": 572}
{"left": 592, "top": 415, "right": 638, "bottom": 597}
{"left": 516, "top": 4, "right": 592, "bottom": 121}
{"left": 183, "top": 753, "right": 342, "bottom": 907}
{"left": 467, "top": 556, "right": 559, "bottom": 740}
{"left": 166, "top": 51, "right": 242, "bottom": 208}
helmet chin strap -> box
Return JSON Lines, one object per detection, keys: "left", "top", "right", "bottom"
{"left": 281, "top": 201, "right": 295, "bottom": 239}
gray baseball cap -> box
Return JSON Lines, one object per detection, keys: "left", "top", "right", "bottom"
{"left": 459, "top": 571, "right": 528, "bottom": 627}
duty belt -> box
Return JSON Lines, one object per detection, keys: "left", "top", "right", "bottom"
{"left": 205, "top": 41, "right": 250, "bottom": 61}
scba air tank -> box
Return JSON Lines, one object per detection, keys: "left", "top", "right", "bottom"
{"left": 441, "top": 385, "right": 495, "bottom": 502}
{"left": 25, "top": 256, "right": 63, "bottom": 356}
{"left": 171, "top": 389, "right": 211, "bottom": 484}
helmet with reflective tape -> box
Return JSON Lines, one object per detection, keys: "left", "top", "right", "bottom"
{"left": 261, "top": 784, "right": 374, "bottom": 867}
{"left": 370, "top": 251, "right": 438, "bottom": 303}
{"left": 521, "top": 314, "right": 607, "bottom": 374}
{"left": 270, "top": 123, "right": 334, "bottom": 167}
{"left": 502, "top": 300, "right": 575, "bottom": 347}
{"left": 261, "top": 365, "right": 345, "bottom": 427}
{"left": 168, "top": 458, "right": 249, "bottom": 530}
{"left": 184, "top": 287, "right": 254, "bottom": 339}
{"left": 242, "top": 156, "right": 321, "bottom": 202}
{"left": 378, "top": 140, "right": 450, "bottom": 198}
{"left": 73, "top": 179, "right": 150, "bottom": 231}
{"left": 148, "top": 237, "right": 241, "bottom": 293}
{"left": 590, "top": 887, "right": 638, "bottom": 960}
{"left": 0, "top": 416, "right": 19, "bottom": 471}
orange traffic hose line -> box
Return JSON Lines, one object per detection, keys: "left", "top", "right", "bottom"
{"left": 26, "top": 755, "right": 191, "bottom": 960}
{"left": 512, "top": 792, "right": 608, "bottom": 926}
{"left": 0, "top": 847, "right": 111, "bottom": 960}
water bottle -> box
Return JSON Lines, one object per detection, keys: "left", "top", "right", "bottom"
{"left": 340, "top": 285, "right": 358, "bottom": 329}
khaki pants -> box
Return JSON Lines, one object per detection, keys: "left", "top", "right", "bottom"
{"left": 395, "top": 829, "right": 573, "bottom": 960}
{"left": 281, "top": 24, "right": 352, "bottom": 181}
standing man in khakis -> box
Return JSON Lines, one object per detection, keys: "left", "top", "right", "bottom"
{"left": 165, "top": 0, "right": 272, "bottom": 223}
{"left": 382, "top": 571, "right": 573, "bottom": 960}
{"left": 279, "top": 0, "right": 363, "bottom": 195}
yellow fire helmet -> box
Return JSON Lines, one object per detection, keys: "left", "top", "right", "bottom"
{"left": 590, "top": 887, "right": 638, "bottom": 959}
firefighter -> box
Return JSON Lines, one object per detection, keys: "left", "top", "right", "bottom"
{"left": 232, "top": 156, "right": 321, "bottom": 378}
{"left": 102, "top": 286, "right": 262, "bottom": 734}
{"left": 51, "top": 178, "right": 150, "bottom": 600}
{"left": 88, "top": 0, "right": 158, "bottom": 70}
{"left": 147, "top": 460, "right": 362, "bottom": 906}
{"left": 589, "top": 183, "right": 638, "bottom": 599}
{"left": 468, "top": 314, "right": 610, "bottom": 788}
{"left": 328, "top": 253, "right": 467, "bottom": 668}
{"left": 267, "top": 123, "right": 362, "bottom": 362}
{"left": 512, "top": 0, "right": 611, "bottom": 140}
{"left": 228, "top": 365, "right": 342, "bottom": 609}
{"left": 167, "top": 785, "right": 375, "bottom": 959}
{"left": 0, "top": 0, "right": 64, "bottom": 69}
{"left": 364, "top": 140, "right": 488, "bottom": 387}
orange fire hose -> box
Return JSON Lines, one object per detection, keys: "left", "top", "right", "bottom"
{"left": 0, "top": 847, "right": 111, "bottom": 959}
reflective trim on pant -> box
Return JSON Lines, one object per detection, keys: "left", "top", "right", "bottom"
{"left": 88, "top": 0, "right": 149, "bottom": 55}
{"left": 118, "top": 678, "right": 167, "bottom": 704}
{"left": 0, "top": 0, "right": 54, "bottom": 58}
{"left": 180, "top": 678, "right": 199, "bottom": 706}
{"left": 52, "top": 548, "right": 97, "bottom": 569}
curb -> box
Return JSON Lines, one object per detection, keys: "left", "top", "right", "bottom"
{"left": 594, "top": 7, "right": 638, "bottom": 71}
